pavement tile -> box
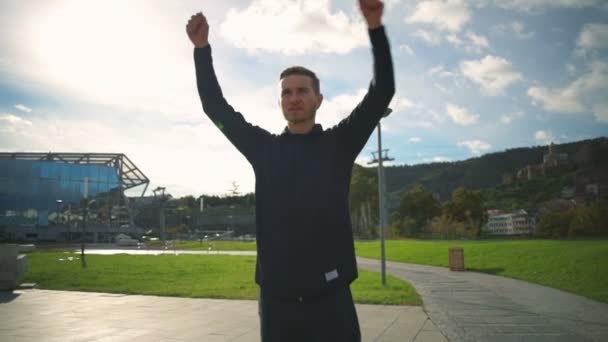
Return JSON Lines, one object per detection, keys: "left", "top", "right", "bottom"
{"left": 0, "top": 290, "right": 439, "bottom": 342}
{"left": 358, "top": 257, "right": 608, "bottom": 342}
{"left": 414, "top": 331, "right": 449, "bottom": 342}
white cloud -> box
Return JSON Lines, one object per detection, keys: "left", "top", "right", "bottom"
{"left": 458, "top": 140, "right": 492, "bottom": 155}
{"left": 446, "top": 103, "right": 479, "bottom": 125}
{"left": 428, "top": 65, "right": 456, "bottom": 78}
{"left": 432, "top": 156, "right": 451, "bottom": 162}
{"left": 408, "top": 137, "right": 422, "bottom": 143}
{"left": 511, "top": 22, "right": 535, "bottom": 39}
{"left": 406, "top": 0, "right": 470, "bottom": 32}
{"left": 382, "top": 106, "right": 444, "bottom": 130}
{"left": 220, "top": 0, "right": 367, "bottom": 55}
{"left": 527, "top": 87, "right": 583, "bottom": 112}
{"left": 14, "top": 104, "right": 32, "bottom": 113}
{"left": 535, "top": 130, "right": 555, "bottom": 145}
{"left": 481, "top": 0, "right": 608, "bottom": 12}
{"left": 399, "top": 44, "right": 415, "bottom": 56}
{"left": 317, "top": 89, "right": 367, "bottom": 128}
{"left": 391, "top": 96, "right": 415, "bottom": 112}
{"left": 592, "top": 102, "right": 608, "bottom": 122}
{"left": 576, "top": 23, "right": 608, "bottom": 55}
{"left": 0, "top": 113, "right": 33, "bottom": 133}
{"left": 491, "top": 21, "right": 535, "bottom": 39}
{"left": 460, "top": 55, "right": 522, "bottom": 95}
{"left": 317, "top": 90, "right": 415, "bottom": 130}
{"left": 447, "top": 31, "right": 489, "bottom": 53}
{"left": 500, "top": 111, "right": 524, "bottom": 124}
{"left": 466, "top": 31, "right": 490, "bottom": 49}
{"left": 527, "top": 61, "right": 608, "bottom": 121}
{"left": 411, "top": 29, "right": 442, "bottom": 45}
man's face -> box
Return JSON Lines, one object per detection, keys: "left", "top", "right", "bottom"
{"left": 279, "top": 74, "right": 323, "bottom": 124}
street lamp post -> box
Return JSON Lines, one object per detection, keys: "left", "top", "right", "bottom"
{"left": 55, "top": 199, "right": 63, "bottom": 225}
{"left": 81, "top": 177, "right": 88, "bottom": 268}
{"left": 367, "top": 108, "right": 394, "bottom": 286}
{"left": 153, "top": 187, "right": 167, "bottom": 243}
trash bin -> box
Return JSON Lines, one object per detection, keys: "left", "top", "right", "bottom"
{"left": 449, "top": 247, "right": 465, "bottom": 271}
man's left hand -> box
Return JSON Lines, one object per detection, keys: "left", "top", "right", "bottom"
{"left": 358, "top": 0, "right": 384, "bottom": 29}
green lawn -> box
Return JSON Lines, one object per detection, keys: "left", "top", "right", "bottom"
{"left": 356, "top": 239, "right": 608, "bottom": 303}
{"left": 146, "top": 240, "right": 257, "bottom": 251}
{"left": 22, "top": 252, "right": 420, "bottom": 306}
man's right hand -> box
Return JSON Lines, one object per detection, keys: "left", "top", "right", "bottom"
{"left": 186, "top": 12, "right": 209, "bottom": 48}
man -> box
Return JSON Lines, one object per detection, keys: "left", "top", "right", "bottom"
{"left": 186, "top": 1, "right": 394, "bottom": 340}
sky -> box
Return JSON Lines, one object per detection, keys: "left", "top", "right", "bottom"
{"left": 1, "top": 0, "right": 607, "bottom": 198}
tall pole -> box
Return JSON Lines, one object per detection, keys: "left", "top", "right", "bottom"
{"left": 377, "top": 121, "right": 387, "bottom": 286}
{"left": 81, "top": 177, "right": 88, "bottom": 268}
{"left": 367, "top": 108, "right": 393, "bottom": 287}
{"left": 153, "top": 187, "right": 167, "bottom": 243}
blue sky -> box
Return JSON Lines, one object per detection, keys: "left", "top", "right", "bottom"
{"left": 1, "top": 0, "right": 607, "bottom": 197}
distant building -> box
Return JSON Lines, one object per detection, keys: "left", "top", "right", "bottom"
{"left": 539, "top": 198, "right": 576, "bottom": 216}
{"left": 543, "top": 142, "right": 568, "bottom": 168}
{"left": 0, "top": 152, "right": 149, "bottom": 242}
{"left": 485, "top": 209, "right": 536, "bottom": 236}
{"left": 561, "top": 186, "right": 576, "bottom": 199}
{"left": 515, "top": 143, "right": 569, "bottom": 182}
{"left": 516, "top": 164, "right": 545, "bottom": 181}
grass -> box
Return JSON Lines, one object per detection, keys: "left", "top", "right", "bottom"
{"left": 146, "top": 240, "right": 257, "bottom": 251}
{"left": 22, "top": 252, "right": 420, "bottom": 306}
{"left": 356, "top": 239, "right": 608, "bottom": 303}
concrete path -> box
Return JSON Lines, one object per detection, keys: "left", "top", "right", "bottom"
{"left": 357, "top": 257, "right": 608, "bottom": 342}
{"left": 0, "top": 289, "right": 446, "bottom": 342}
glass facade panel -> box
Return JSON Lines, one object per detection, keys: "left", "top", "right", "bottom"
{"left": 88, "top": 166, "right": 99, "bottom": 182}
{"left": 50, "top": 163, "right": 62, "bottom": 180}
{"left": 0, "top": 157, "right": 145, "bottom": 241}
{"left": 40, "top": 162, "right": 51, "bottom": 178}
{"left": 69, "top": 164, "right": 79, "bottom": 180}
{"left": 0, "top": 160, "right": 123, "bottom": 221}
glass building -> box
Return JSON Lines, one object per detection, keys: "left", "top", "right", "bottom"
{"left": 0, "top": 153, "right": 149, "bottom": 242}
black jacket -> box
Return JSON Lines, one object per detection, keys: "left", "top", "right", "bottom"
{"left": 194, "top": 26, "right": 395, "bottom": 299}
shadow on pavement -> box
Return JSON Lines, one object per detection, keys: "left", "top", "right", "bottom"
{"left": 0, "top": 291, "right": 21, "bottom": 303}
{"left": 467, "top": 267, "right": 505, "bottom": 275}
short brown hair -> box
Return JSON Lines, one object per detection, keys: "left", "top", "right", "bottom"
{"left": 279, "top": 66, "right": 320, "bottom": 94}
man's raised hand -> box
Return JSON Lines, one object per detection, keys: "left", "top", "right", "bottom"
{"left": 358, "top": 0, "right": 384, "bottom": 29}
{"left": 186, "top": 12, "right": 209, "bottom": 48}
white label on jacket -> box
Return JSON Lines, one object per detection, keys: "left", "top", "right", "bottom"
{"left": 325, "top": 269, "right": 339, "bottom": 282}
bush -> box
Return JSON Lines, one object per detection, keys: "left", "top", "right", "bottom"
{"left": 389, "top": 217, "right": 417, "bottom": 238}
{"left": 537, "top": 201, "right": 608, "bottom": 238}
{"left": 427, "top": 215, "right": 467, "bottom": 239}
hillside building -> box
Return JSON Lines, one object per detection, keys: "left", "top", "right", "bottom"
{"left": 485, "top": 209, "right": 536, "bottom": 236}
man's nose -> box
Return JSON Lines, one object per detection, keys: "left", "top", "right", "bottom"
{"left": 287, "top": 93, "right": 302, "bottom": 102}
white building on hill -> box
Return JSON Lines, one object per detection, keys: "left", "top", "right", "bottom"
{"left": 485, "top": 209, "right": 536, "bottom": 236}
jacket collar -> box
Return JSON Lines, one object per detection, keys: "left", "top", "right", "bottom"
{"left": 281, "top": 123, "right": 324, "bottom": 136}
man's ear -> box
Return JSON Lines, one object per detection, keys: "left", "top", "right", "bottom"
{"left": 317, "top": 93, "right": 324, "bottom": 109}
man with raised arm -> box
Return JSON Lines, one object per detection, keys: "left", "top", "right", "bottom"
{"left": 186, "top": 1, "right": 394, "bottom": 340}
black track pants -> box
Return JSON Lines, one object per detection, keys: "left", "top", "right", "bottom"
{"left": 259, "top": 286, "right": 361, "bottom": 342}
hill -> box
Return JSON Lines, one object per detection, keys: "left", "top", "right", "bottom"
{"left": 379, "top": 137, "right": 608, "bottom": 206}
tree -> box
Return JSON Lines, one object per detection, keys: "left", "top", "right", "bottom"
{"left": 536, "top": 210, "right": 573, "bottom": 238}
{"left": 349, "top": 164, "right": 378, "bottom": 238}
{"left": 442, "top": 186, "right": 485, "bottom": 237}
{"left": 395, "top": 184, "right": 440, "bottom": 236}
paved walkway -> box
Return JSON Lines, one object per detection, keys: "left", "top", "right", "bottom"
{"left": 0, "top": 290, "right": 446, "bottom": 342}
{"left": 357, "top": 257, "right": 608, "bottom": 342}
